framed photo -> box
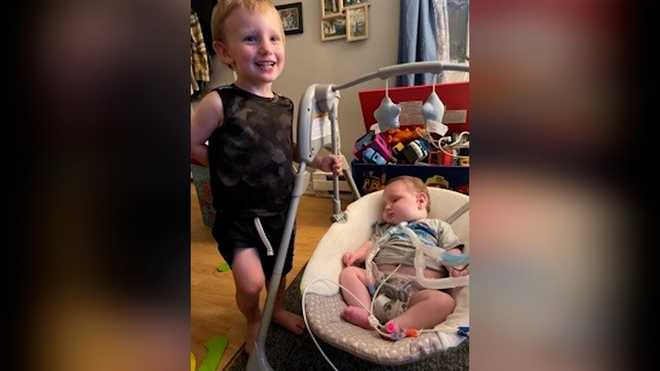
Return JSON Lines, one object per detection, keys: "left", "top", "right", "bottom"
{"left": 321, "top": 0, "right": 342, "bottom": 19}
{"left": 346, "top": 5, "right": 368, "bottom": 41}
{"left": 321, "top": 15, "right": 346, "bottom": 41}
{"left": 275, "top": 2, "right": 303, "bottom": 35}
{"left": 342, "top": 0, "right": 367, "bottom": 8}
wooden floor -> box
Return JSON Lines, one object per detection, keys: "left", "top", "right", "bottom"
{"left": 191, "top": 183, "right": 342, "bottom": 370}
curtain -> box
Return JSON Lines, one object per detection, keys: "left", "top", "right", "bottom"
{"left": 397, "top": 0, "right": 439, "bottom": 86}
{"left": 434, "top": 0, "right": 451, "bottom": 64}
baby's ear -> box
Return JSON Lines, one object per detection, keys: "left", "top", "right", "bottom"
{"left": 416, "top": 192, "right": 429, "bottom": 210}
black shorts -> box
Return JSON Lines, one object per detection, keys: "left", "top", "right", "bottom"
{"left": 212, "top": 211, "right": 295, "bottom": 279}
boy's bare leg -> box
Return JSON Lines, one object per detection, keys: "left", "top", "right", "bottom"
{"left": 271, "top": 276, "right": 305, "bottom": 334}
{"left": 392, "top": 289, "right": 455, "bottom": 330}
{"left": 339, "top": 266, "right": 372, "bottom": 329}
{"left": 231, "top": 247, "right": 266, "bottom": 354}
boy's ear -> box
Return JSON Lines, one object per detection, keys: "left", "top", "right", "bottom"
{"left": 214, "top": 41, "right": 233, "bottom": 67}
{"left": 416, "top": 192, "right": 429, "bottom": 210}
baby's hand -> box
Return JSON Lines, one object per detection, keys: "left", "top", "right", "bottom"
{"left": 446, "top": 248, "right": 469, "bottom": 277}
{"left": 448, "top": 265, "right": 469, "bottom": 277}
{"left": 342, "top": 251, "right": 356, "bottom": 266}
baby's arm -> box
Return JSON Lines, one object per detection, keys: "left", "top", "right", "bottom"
{"left": 191, "top": 91, "right": 224, "bottom": 166}
{"left": 342, "top": 240, "right": 374, "bottom": 267}
{"left": 437, "top": 220, "right": 469, "bottom": 277}
{"left": 446, "top": 247, "right": 469, "bottom": 277}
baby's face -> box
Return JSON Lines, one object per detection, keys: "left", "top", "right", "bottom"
{"left": 381, "top": 181, "right": 428, "bottom": 224}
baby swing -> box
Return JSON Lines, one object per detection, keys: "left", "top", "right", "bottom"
{"left": 247, "top": 61, "right": 470, "bottom": 370}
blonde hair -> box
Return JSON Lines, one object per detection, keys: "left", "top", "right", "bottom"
{"left": 211, "top": 0, "right": 278, "bottom": 42}
{"left": 386, "top": 176, "right": 431, "bottom": 212}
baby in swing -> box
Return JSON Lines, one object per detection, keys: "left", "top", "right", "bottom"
{"left": 339, "top": 176, "right": 469, "bottom": 340}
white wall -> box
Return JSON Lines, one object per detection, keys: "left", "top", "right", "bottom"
{"left": 203, "top": 1, "right": 401, "bottom": 161}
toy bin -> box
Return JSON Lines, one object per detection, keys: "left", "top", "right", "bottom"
{"left": 353, "top": 81, "right": 470, "bottom": 195}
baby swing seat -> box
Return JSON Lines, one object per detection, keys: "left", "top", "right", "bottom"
{"left": 301, "top": 188, "right": 469, "bottom": 365}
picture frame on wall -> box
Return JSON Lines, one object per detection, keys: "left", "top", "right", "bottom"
{"left": 321, "top": 15, "right": 347, "bottom": 41}
{"left": 321, "top": 0, "right": 342, "bottom": 19}
{"left": 346, "top": 5, "right": 368, "bottom": 41}
{"left": 342, "top": 0, "right": 367, "bottom": 8}
{"left": 275, "top": 2, "right": 303, "bottom": 35}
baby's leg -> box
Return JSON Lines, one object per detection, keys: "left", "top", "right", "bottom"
{"left": 271, "top": 276, "right": 305, "bottom": 334}
{"left": 339, "top": 266, "right": 372, "bottom": 329}
{"left": 392, "top": 289, "right": 456, "bottom": 331}
{"left": 231, "top": 247, "right": 266, "bottom": 354}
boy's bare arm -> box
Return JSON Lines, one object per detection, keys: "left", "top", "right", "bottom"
{"left": 291, "top": 146, "right": 343, "bottom": 175}
{"left": 191, "top": 92, "right": 224, "bottom": 166}
{"left": 313, "top": 154, "right": 343, "bottom": 174}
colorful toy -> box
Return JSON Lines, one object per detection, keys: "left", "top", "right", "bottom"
{"left": 362, "top": 147, "right": 386, "bottom": 165}
{"left": 354, "top": 131, "right": 394, "bottom": 163}
{"left": 198, "top": 336, "right": 228, "bottom": 371}
{"left": 441, "top": 148, "right": 457, "bottom": 166}
{"left": 368, "top": 132, "right": 394, "bottom": 162}
{"left": 457, "top": 147, "right": 470, "bottom": 167}
{"left": 426, "top": 149, "right": 444, "bottom": 165}
{"left": 384, "top": 126, "right": 422, "bottom": 146}
{"left": 353, "top": 131, "right": 376, "bottom": 159}
{"left": 217, "top": 261, "right": 230, "bottom": 272}
{"left": 391, "top": 142, "right": 405, "bottom": 154}
{"left": 401, "top": 138, "right": 431, "bottom": 164}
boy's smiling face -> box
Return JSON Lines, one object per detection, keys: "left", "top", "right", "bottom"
{"left": 217, "top": 6, "right": 285, "bottom": 95}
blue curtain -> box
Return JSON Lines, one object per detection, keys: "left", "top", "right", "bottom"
{"left": 397, "top": 0, "right": 439, "bottom": 86}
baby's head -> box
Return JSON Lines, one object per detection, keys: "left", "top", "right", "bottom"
{"left": 211, "top": 0, "right": 285, "bottom": 81}
{"left": 381, "top": 176, "right": 430, "bottom": 224}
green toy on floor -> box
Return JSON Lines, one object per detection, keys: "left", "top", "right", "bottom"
{"left": 198, "top": 336, "right": 228, "bottom": 371}
{"left": 217, "top": 262, "right": 230, "bottom": 272}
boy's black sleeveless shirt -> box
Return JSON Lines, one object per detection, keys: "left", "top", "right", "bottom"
{"left": 208, "top": 84, "right": 294, "bottom": 217}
